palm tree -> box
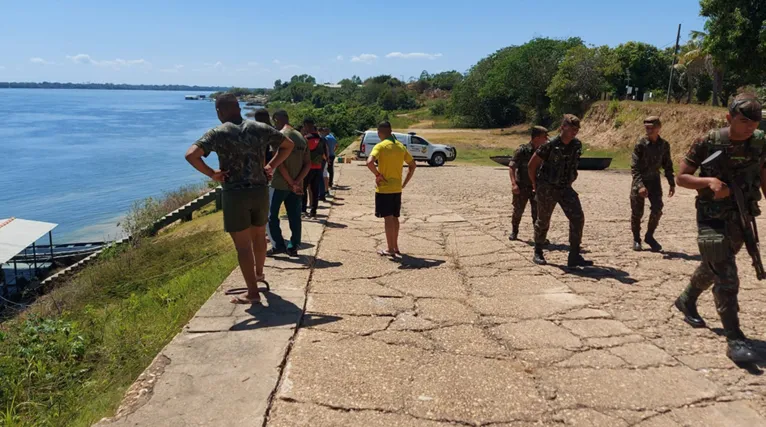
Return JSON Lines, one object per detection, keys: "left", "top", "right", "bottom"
{"left": 679, "top": 31, "right": 724, "bottom": 106}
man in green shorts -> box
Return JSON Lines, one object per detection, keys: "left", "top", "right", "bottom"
{"left": 185, "top": 94, "right": 294, "bottom": 304}
{"left": 366, "top": 121, "right": 417, "bottom": 256}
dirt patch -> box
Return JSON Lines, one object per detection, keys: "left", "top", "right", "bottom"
{"left": 580, "top": 101, "right": 728, "bottom": 162}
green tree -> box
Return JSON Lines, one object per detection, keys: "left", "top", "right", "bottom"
{"left": 485, "top": 37, "right": 583, "bottom": 125}
{"left": 611, "top": 42, "right": 671, "bottom": 99}
{"left": 430, "top": 71, "right": 463, "bottom": 90}
{"left": 547, "top": 45, "right": 620, "bottom": 118}
{"left": 700, "top": 0, "right": 766, "bottom": 89}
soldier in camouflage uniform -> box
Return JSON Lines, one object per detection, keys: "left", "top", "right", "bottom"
{"left": 186, "top": 94, "right": 295, "bottom": 304}
{"left": 674, "top": 94, "right": 765, "bottom": 364}
{"left": 508, "top": 126, "right": 549, "bottom": 241}
{"left": 630, "top": 116, "right": 676, "bottom": 252}
{"left": 528, "top": 114, "right": 593, "bottom": 268}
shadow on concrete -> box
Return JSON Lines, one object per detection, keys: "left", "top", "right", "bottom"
{"left": 552, "top": 264, "right": 637, "bottom": 285}
{"left": 272, "top": 255, "right": 343, "bottom": 269}
{"left": 662, "top": 251, "right": 702, "bottom": 262}
{"left": 523, "top": 240, "right": 590, "bottom": 254}
{"left": 709, "top": 329, "right": 766, "bottom": 373}
{"left": 325, "top": 221, "right": 348, "bottom": 229}
{"left": 230, "top": 291, "right": 340, "bottom": 331}
{"left": 391, "top": 254, "right": 446, "bottom": 270}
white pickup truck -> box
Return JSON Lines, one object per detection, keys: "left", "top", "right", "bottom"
{"left": 356, "top": 131, "right": 457, "bottom": 166}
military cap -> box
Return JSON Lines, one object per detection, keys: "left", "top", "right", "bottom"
{"left": 562, "top": 114, "right": 581, "bottom": 128}
{"left": 531, "top": 125, "right": 549, "bottom": 137}
{"left": 728, "top": 94, "right": 763, "bottom": 122}
{"left": 643, "top": 116, "right": 661, "bottom": 126}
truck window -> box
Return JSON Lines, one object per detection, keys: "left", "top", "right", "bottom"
{"left": 411, "top": 136, "right": 428, "bottom": 145}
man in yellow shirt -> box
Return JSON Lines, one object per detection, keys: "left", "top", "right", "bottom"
{"left": 367, "top": 121, "right": 417, "bottom": 256}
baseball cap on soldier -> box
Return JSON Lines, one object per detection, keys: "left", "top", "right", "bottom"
{"left": 562, "top": 114, "right": 581, "bottom": 128}
{"left": 643, "top": 116, "right": 662, "bottom": 126}
{"left": 728, "top": 94, "right": 763, "bottom": 122}
{"left": 531, "top": 125, "right": 548, "bottom": 137}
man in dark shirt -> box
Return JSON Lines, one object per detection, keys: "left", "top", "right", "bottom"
{"left": 674, "top": 94, "right": 765, "bottom": 364}
{"left": 528, "top": 114, "right": 593, "bottom": 268}
{"left": 185, "top": 94, "right": 294, "bottom": 304}
{"left": 509, "top": 125, "right": 548, "bottom": 241}
{"left": 302, "top": 118, "right": 328, "bottom": 218}
{"left": 630, "top": 116, "right": 675, "bottom": 252}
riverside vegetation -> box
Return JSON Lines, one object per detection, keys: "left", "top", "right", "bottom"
{"left": 0, "top": 186, "right": 236, "bottom": 426}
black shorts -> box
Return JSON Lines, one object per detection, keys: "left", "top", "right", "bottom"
{"left": 375, "top": 192, "right": 402, "bottom": 218}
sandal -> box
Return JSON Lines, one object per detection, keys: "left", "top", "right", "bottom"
{"left": 230, "top": 294, "right": 261, "bottom": 304}
{"left": 377, "top": 249, "right": 394, "bottom": 257}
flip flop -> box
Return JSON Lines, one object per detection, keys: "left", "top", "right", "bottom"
{"left": 377, "top": 249, "right": 394, "bottom": 257}
{"left": 256, "top": 275, "right": 271, "bottom": 291}
{"left": 230, "top": 294, "right": 261, "bottom": 305}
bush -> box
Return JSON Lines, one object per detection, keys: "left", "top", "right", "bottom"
{"left": 119, "top": 183, "right": 209, "bottom": 239}
{"left": 428, "top": 100, "right": 448, "bottom": 116}
{"left": 607, "top": 99, "right": 622, "bottom": 117}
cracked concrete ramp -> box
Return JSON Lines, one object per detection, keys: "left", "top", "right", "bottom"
{"left": 95, "top": 204, "right": 329, "bottom": 426}
{"left": 264, "top": 164, "right": 766, "bottom": 427}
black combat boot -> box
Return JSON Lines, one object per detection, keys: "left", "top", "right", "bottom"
{"left": 644, "top": 234, "right": 662, "bottom": 252}
{"left": 509, "top": 228, "right": 519, "bottom": 241}
{"left": 674, "top": 285, "right": 706, "bottom": 328}
{"left": 533, "top": 245, "right": 546, "bottom": 265}
{"left": 727, "top": 339, "right": 760, "bottom": 364}
{"left": 719, "top": 305, "right": 760, "bottom": 364}
{"left": 567, "top": 247, "right": 593, "bottom": 268}
{"left": 645, "top": 212, "right": 663, "bottom": 252}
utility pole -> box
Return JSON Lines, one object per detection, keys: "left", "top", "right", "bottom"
{"left": 666, "top": 23, "right": 682, "bottom": 104}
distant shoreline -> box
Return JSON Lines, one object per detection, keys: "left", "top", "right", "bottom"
{"left": 0, "top": 83, "right": 233, "bottom": 92}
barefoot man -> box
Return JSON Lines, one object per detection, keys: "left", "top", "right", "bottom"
{"left": 185, "top": 94, "right": 294, "bottom": 304}
{"left": 367, "top": 121, "right": 416, "bottom": 256}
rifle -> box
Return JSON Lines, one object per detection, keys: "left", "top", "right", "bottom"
{"left": 702, "top": 149, "right": 766, "bottom": 280}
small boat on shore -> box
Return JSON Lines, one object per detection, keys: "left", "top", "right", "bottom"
{"left": 489, "top": 155, "right": 612, "bottom": 170}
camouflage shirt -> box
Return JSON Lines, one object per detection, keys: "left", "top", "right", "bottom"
{"left": 194, "top": 119, "right": 285, "bottom": 190}
{"left": 509, "top": 142, "right": 536, "bottom": 189}
{"left": 685, "top": 128, "right": 766, "bottom": 217}
{"left": 631, "top": 136, "right": 675, "bottom": 189}
{"left": 536, "top": 136, "right": 583, "bottom": 187}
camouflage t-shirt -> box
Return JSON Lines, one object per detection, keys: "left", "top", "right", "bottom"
{"left": 536, "top": 136, "right": 583, "bottom": 187}
{"left": 631, "top": 136, "right": 675, "bottom": 189}
{"left": 271, "top": 127, "right": 308, "bottom": 191}
{"left": 509, "top": 142, "right": 536, "bottom": 189}
{"left": 685, "top": 128, "right": 766, "bottom": 212}
{"left": 194, "top": 119, "right": 285, "bottom": 190}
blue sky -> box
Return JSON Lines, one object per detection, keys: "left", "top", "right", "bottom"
{"left": 1, "top": 0, "right": 708, "bottom": 88}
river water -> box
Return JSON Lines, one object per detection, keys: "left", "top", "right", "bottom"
{"left": 0, "top": 89, "right": 223, "bottom": 242}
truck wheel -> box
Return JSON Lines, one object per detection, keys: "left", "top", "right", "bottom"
{"left": 430, "top": 152, "right": 446, "bottom": 167}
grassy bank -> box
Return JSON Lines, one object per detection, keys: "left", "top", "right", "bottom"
{"left": 0, "top": 201, "right": 236, "bottom": 426}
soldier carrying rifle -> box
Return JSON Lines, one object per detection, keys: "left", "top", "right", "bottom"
{"left": 674, "top": 94, "right": 766, "bottom": 364}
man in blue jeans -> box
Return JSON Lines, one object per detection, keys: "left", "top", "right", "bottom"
{"left": 320, "top": 127, "right": 338, "bottom": 188}
{"left": 269, "top": 110, "right": 311, "bottom": 256}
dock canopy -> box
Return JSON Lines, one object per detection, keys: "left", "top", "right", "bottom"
{"left": 0, "top": 218, "right": 58, "bottom": 265}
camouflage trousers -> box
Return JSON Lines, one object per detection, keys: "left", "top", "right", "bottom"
{"left": 686, "top": 218, "right": 745, "bottom": 339}
{"left": 534, "top": 183, "right": 584, "bottom": 247}
{"left": 630, "top": 178, "right": 663, "bottom": 242}
{"left": 511, "top": 186, "right": 537, "bottom": 231}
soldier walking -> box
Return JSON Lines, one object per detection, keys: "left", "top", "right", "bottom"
{"left": 630, "top": 116, "right": 675, "bottom": 251}
{"left": 674, "top": 94, "right": 765, "bottom": 364}
{"left": 528, "top": 114, "right": 592, "bottom": 268}
{"left": 509, "top": 126, "right": 549, "bottom": 241}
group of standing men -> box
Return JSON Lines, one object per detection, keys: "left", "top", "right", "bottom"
{"left": 508, "top": 95, "right": 766, "bottom": 363}
{"left": 185, "top": 94, "right": 338, "bottom": 305}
